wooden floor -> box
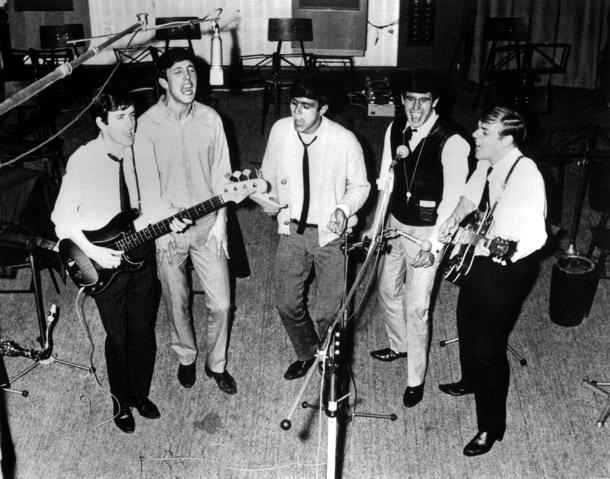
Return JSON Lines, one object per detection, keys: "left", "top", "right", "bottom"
{"left": 0, "top": 73, "right": 609, "bottom": 478}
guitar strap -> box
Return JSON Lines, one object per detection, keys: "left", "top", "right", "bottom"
{"left": 129, "top": 146, "right": 143, "bottom": 215}
{"left": 483, "top": 155, "right": 523, "bottom": 230}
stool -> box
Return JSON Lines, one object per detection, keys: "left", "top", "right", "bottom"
{"left": 261, "top": 18, "right": 313, "bottom": 134}
{"left": 0, "top": 138, "right": 65, "bottom": 182}
{"left": 311, "top": 54, "right": 356, "bottom": 93}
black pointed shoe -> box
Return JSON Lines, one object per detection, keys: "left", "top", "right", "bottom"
{"left": 283, "top": 357, "right": 316, "bottom": 380}
{"left": 370, "top": 348, "right": 408, "bottom": 362}
{"left": 178, "top": 362, "right": 196, "bottom": 388}
{"left": 131, "top": 397, "right": 161, "bottom": 419}
{"left": 438, "top": 381, "right": 474, "bottom": 397}
{"left": 205, "top": 364, "right": 237, "bottom": 395}
{"left": 403, "top": 383, "right": 424, "bottom": 408}
{"left": 463, "top": 431, "right": 503, "bottom": 457}
{"left": 113, "top": 404, "right": 135, "bottom": 433}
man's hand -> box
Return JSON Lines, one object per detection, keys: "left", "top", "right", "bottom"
{"left": 87, "top": 244, "right": 123, "bottom": 270}
{"left": 205, "top": 217, "right": 229, "bottom": 260}
{"left": 438, "top": 215, "right": 459, "bottom": 244}
{"left": 328, "top": 208, "right": 347, "bottom": 236}
{"left": 411, "top": 250, "right": 435, "bottom": 268}
{"left": 169, "top": 215, "right": 192, "bottom": 233}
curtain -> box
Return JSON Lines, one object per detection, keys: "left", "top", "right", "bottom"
{"left": 468, "top": 0, "right": 610, "bottom": 89}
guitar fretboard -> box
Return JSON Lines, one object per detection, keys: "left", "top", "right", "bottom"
{"left": 114, "top": 195, "right": 225, "bottom": 252}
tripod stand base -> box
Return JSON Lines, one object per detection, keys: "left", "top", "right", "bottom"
{"left": 2, "top": 354, "right": 93, "bottom": 396}
{"left": 583, "top": 379, "right": 610, "bottom": 427}
{"left": 301, "top": 401, "right": 397, "bottom": 422}
{"left": 440, "top": 337, "right": 527, "bottom": 366}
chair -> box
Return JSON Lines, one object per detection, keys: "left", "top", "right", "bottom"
{"left": 39, "top": 24, "right": 84, "bottom": 57}
{"left": 260, "top": 18, "right": 314, "bottom": 134}
{"left": 155, "top": 17, "right": 201, "bottom": 53}
{"left": 0, "top": 49, "right": 56, "bottom": 141}
{"left": 38, "top": 24, "right": 89, "bottom": 108}
{"left": 473, "top": 17, "right": 532, "bottom": 112}
{"left": 114, "top": 46, "right": 161, "bottom": 107}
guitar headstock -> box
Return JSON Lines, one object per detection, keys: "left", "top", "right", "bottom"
{"left": 226, "top": 169, "right": 286, "bottom": 211}
{"left": 222, "top": 171, "right": 268, "bottom": 205}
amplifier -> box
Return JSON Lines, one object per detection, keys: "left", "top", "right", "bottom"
{"left": 367, "top": 103, "right": 397, "bottom": 117}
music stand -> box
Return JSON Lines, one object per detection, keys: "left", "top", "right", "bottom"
{"left": 0, "top": 222, "right": 92, "bottom": 396}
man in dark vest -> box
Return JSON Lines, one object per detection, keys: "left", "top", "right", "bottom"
{"left": 367, "top": 69, "right": 471, "bottom": 407}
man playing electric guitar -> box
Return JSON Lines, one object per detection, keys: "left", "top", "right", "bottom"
{"left": 52, "top": 87, "right": 190, "bottom": 434}
{"left": 437, "top": 106, "right": 547, "bottom": 457}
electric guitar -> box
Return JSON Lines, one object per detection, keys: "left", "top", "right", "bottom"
{"left": 443, "top": 212, "right": 518, "bottom": 284}
{"left": 59, "top": 178, "right": 268, "bottom": 295}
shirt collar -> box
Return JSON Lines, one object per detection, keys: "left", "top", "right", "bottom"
{"left": 158, "top": 95, "right": 195, "bottom": 122}
{"left": 405, "top": 110, "right": 438, "bottom": 136}
{"left": 489, "top": 147, "right": 523, "bottom": 179}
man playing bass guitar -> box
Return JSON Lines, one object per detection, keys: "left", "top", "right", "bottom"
{"left": 437, "top": 106, "right": 547, "bottom": 457}
{"left": 52, "top": 87, "right": 190, "bottom": 433}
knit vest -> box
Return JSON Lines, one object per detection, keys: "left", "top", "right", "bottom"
{"left": 389, "top": 116, "right": 461, "bottom": 226}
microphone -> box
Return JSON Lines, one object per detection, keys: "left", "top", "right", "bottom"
{"left": 210, "top": 21, "right": 224, "bottom": 86}
{"left": 390, "top": 145, "right": 409, "bottom": 169}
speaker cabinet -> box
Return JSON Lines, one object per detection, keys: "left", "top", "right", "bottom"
{"left": 292, "top": 0, "right": 368, "bottom": 56}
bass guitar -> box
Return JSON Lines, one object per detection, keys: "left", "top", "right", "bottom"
{"left": 443, "top": 212, "right": 518, "bottom": 284}
{"left": 59, "top": 178, "right": 267, "bottom": 295}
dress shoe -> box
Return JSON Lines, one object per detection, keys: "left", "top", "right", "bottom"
{"left": 113, "top": 404, "right": 135, "bottom": 434}
{"left": 283, "top": 357, "right": 316, "bottom": 380}
{"left": 463, "top": 431, "right": 503, "bottom": 457}
{"left": 178, "top": 362, "right": 196, "bottom": 388}
{"left": 131, "top": 397, "right": 161, "bottom": 419}
{"left": 205, "top": 364, "right": 237, "bottom": 395}
{"left": 370, "top": 348, "right": 408, "bottom": 362}
{"left": 403, "top": 383, "right": 424, "bottom": 408}
{"left": 438, "top": 381, "right": 474, "bottom": 397}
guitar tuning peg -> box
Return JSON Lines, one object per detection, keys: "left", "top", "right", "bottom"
{"left": 232, "top": 171, "right": 242, "bottom": 180}
{"left": 255, "top": 168, "right": 263, "bottom": 179}
{"left": 243, "top": 168, "right": 251, "bottom": 179}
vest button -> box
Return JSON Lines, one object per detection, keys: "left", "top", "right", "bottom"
{"left": 283, "top": 220, "right": 290, "bottom": 225}
{"left": 281, "top": 179, "right": 287, "bottom": 185}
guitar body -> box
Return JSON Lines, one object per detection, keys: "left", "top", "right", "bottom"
{"left": 442, "top": 210, "right": 517, "bottom": 284}
{"left": 58, "top": 177, "right": 268, "bottom": 294}
{"left": 59, "top": 209, "right": 144, "bottom": 295}
{"left": 443, "top": 244, "right": 475, "bottom": 284}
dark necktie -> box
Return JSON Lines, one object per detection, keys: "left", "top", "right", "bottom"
{"left": 404, "top": 126, "right": 417, "bottom": 153}
{"left": 478, "top": 166, "right": 492, "bottom": 212}
{"left": 296, "top": 133, "right": 317, "bottom": 235}
{"left": 108, "top": 153, "right": 131, "bottom": 211}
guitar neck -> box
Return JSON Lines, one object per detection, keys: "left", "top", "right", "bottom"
{"left": 115, "top": 195, "right": 226, "bottom": 251}
{"left": 454, "top": 227, "right": 493, "bottom": 249}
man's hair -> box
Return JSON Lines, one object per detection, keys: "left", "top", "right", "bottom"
{"left": 92, "top": 86, "right": 134, "bottom": 124}
{"left": 290, "top": 73, "right": 330, "bottom": 107}
{"left": 480, "top": 106, "right": 527, "bottom": 147}
{"left": 156, "top": 47, "right": 196, "bottom": 81}
{"left": 399, "top": 69, "right": 439, "bottom": 99}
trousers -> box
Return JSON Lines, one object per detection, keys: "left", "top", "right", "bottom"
{"left": 94, "top": 242, "right": 159, "bottom": 409}
{"left": 157, "top": 215, "right": 232, "bottom": 372}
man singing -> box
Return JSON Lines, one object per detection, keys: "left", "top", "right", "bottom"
{"left": 438, "top": 106, "right": 547, "bottom": 456}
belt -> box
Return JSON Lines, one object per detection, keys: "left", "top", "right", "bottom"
{"left": 291, "top": 219, "right": 317, "bottom": 228}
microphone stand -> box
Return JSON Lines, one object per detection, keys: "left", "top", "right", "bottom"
{"left": 280, "top": 164, "right": 400, "bottom": 479}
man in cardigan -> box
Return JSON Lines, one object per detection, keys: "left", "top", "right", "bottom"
{"left": 261, "top": 73, "right": 370, "bottom": 380}
{"left": 367, "top": 69, "right": 471, "bottom": 407}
